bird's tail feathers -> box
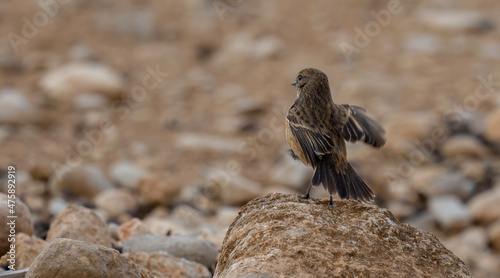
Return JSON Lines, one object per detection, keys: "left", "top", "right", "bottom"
{"left": 312, "top": 158, "right": 374, "bottom": 202}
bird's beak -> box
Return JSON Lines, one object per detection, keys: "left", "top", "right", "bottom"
{"left": 291, "top": 81, "right": 297, "bottom": 86}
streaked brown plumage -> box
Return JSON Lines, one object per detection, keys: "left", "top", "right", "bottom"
{"left": 286, "top": 68, "right": 385, "bottom": 206}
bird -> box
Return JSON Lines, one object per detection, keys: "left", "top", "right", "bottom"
{"left": 285, "top": 68, "right": 385, "bottom": 206}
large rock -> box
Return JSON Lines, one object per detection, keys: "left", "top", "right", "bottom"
{"left": 214, "top": 193, "right": 471, "bottom": 278}
{"left": 27, "top": 238, "right": 153, "bottom": 278}
{"left": 123, "top": 234, "right": 219, "bottom": 269}
{"left": 0, "top": 194, "right": 34, "bottom": 255}
{"left": 46, "top": 204, "right": 112, "bottom": 247}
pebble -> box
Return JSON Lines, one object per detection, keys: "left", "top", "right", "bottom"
{"left": 74, "top": 93, "right": 109, "bottom": 110}
{"left": 428, "top": 195, "right": 471, "bottom": 231}
{"left": 26, "top": 238, "right": 153, "bottom": 278}
{"left": 118, "top": 218, "right": 152, "bottom": 243}
{"left": 422, "top": 172, "right": 475, "bottom": 200}
{"left": 223, "top": 33, "right": 284, "bottom": 59}
{"left": 468, "top": 189, "right": 500, "bottom": 224}
{"left": 49, "top": 164, "right": 114, "bottom": 199}
{"left": 0, "top": 88, "right": 36, "bottom": 124}
{"left": 0, "top": 233, "right": 47, "bottom": 269}
{"left": 268, "top": 157, "right": 312, "bottom": 190}
{"left": 484, "top": 110, "right": 500, "bottom": 142}
{"left": 0, "top": 194, "right": 34, "bottom": 255}
{"left": 138, "top": 174, "right": 182, "bottom": 206}
{"left": 440, "top": 135, "right": 487, "bottom": 159}
{"left": 46, "top": 204, "right": 113, "bottom": 248}
{"left": 212, "top": 174, "right": 262, "bottom": 206}
{"left": 442, "top": 227, "right": 488, "bottom": 267}
{"left": 403, "top": 33, "right": 441, "bottom": 53}
{"left": 176, "top": 133, "right": 243, "bottom": 153}
{"left": 126, "top": 252, "right": 211, "bottom": 278}
{"left": 110, "top": 161, "right": 148, "bottom": 189}
{"left": 94, "top": 189, "right": 139, "bottom": 218}
{"left": 487, "top": 219, "right": 500, "bottom": 251}
{"left": 123, "top": 234, "right": 219, "bottom": 269}
{"left": 39, "top": 62, "right": 124, "bottom": 101}
{"left": 479, "top": 42, "right": 500, "bottom": 60}
{"left": 416, "top": 9, "right": 493, "bottom": 32}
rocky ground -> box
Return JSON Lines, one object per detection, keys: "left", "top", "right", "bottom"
{"left": 1, "top": 0, "right": 500, "bottom": 277}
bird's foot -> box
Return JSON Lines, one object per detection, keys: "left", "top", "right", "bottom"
{"left": 328, "top": 196, "right": 334, "bottom": 208}
{"left": 300, "top": 193, "right": 310, "bottom": 200}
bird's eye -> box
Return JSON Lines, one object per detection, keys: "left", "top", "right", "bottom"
{"left": 298, "top": 75, "right": 303, "bottom": 81}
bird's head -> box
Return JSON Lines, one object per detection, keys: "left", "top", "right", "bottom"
{"left": 291, "top": 68, "right": 330, "bottom": 97}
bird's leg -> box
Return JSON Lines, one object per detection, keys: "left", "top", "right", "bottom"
{"left": 328, "top": 196, "right": 334, "bottom": 207}
{"left": 301, "top": 183, "right": 312, "bottom": 199}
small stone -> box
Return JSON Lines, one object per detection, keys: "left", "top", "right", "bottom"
{"left": 417, "top": 9, "right": 493, "bottom": 32}
{"left": 223, "top": 33, "right": 284, "bottom": 59}
{"left": 176, "top": 133, "right": 243, "bottom": 153}
{"left": 212, "top": 206, "right": 239, "bottom": 228}
{"left": 442, "top": 227, "right": 488, "bottom": 267}
{"left": 94, "top": 189, "right": 138, "bottom": 218}
{"left": 459, "top": 160, "right": 487, "bottom": 182}
{"left": 487, "top": 219, "right": 500, "bottom": 251}
{"left": 123, "top": 234, "right": 219, "bottom": 269}
{"left": 0, "top": 233, "right": 47, "bottom": 269}
{"left": 138, "top": 174, "right": 182, "bottom": 206}
{"left": 441, "top": 135, "right": 487, "bottom": 159}
{"left": 74, "top": 93, "right": 109, "bottom": 110}
{"left": 26, "top": 238, "right": 153, "bottom": 278}
{"left": 126, "top": 252, "right": 211, "bottom": 278}
{"left": 386, "top": 200, "right": 417, "bottom": 220}
{"left": 422, "top": 172, "right": 475, "bottom": 200}
{"left": 268, "top": 157, "right": 312, "bottom": 190}
{"left": 428, "top": 195, "right": 471, "bottom": 231}
{"left": 0, "top": 194, "right": 34, "bottom": 255}
{"left": 39, "top": 62, "right": 124, "bottom": 101}
{"left": 46, "top": 204, "right": 112, "bottom": 248}
{"left": 403, "top": 33, "right": 441, "bottom": 53}
{"left": 468, "top": 189, "right": 500, "bottom": 224}
{"left": 471, "top": 253, "right": 500, "bottom": 278}
{"left": 404, "top": 212, "right": 437, "bottom": 234}
{"left": 214, "top": 193, "right": 471, "bottom": 278}
{"left": 213, "top": 174, "right": 262, "bottom": 206}
{"left": 0, "top": 88, "right": 36, "bottom": 124}
{"left": 384, "top": 112, "right": 444, "bottom": 154}
{"left": 49, "top": 164, "right": 114, "bottom": 199}
{"left": 48, "top": 197, "right": 68, "bottom": 216}
{"left": 409, "top": 166, "right": 448, "bottom": 193}
{"left": 484, "top": 110, "right": 500, "bottom": 142}
{"left": 110, "top": 161, "right": 148, "bottom": 189}
{"left": 118, "top": 218, "right": 152, "bottom": 243}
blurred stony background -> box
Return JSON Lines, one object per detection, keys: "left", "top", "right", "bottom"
{"left": 0, "top": 0, "right": 500, "bottom": 277}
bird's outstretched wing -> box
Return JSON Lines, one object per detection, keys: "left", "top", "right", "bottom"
{"left": 287, "top": 114, "right": 337, "bottom": 167}
{"left": 340, "top": 105, "right": 385, "bottom": 148}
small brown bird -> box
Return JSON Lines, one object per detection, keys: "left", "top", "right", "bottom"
{"left": 286, "top": 68, "right": 385, "bottom": 206}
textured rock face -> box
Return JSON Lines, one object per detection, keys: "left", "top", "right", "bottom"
{"left": 214, "top": 193, "right": 471, "bottom": 278}
{"left": 27, "top": 238, "right": 152, "bottom": 278}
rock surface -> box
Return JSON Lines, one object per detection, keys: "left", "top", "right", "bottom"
{"left": 0, "top": 194, "right": 34, "bottom": 255}
{"left": 214, "top": 193, "right": 471, "bottom": 278}
{"left": 27, "top": 238, "right": 152, "bottom": 278}
{"left": 46, "top": 204, "right": 112, "bottom": 247}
